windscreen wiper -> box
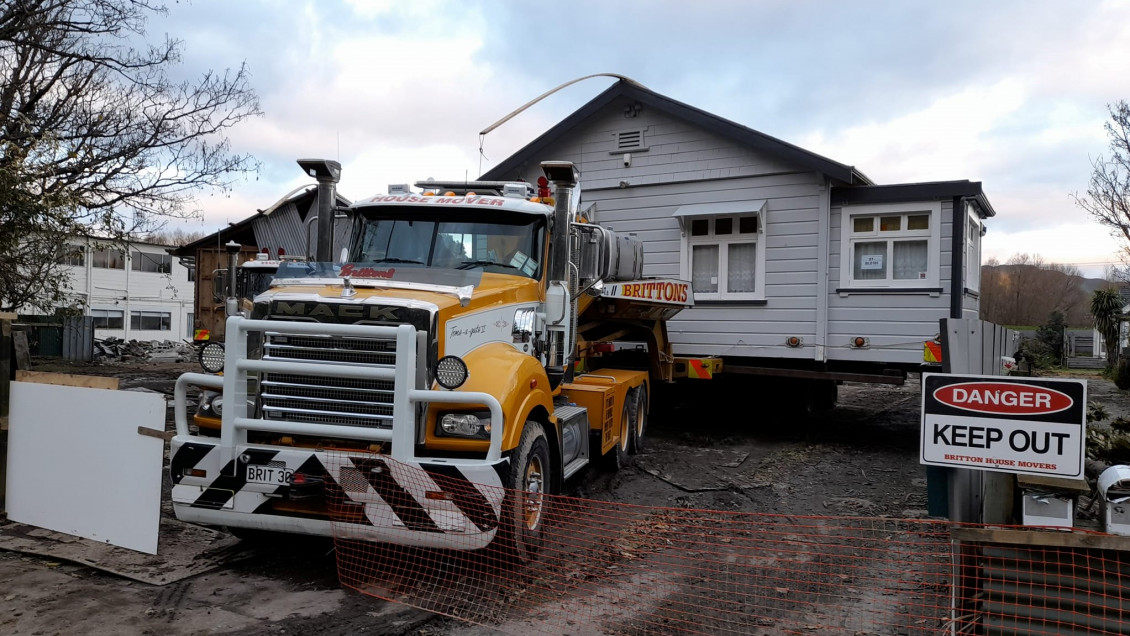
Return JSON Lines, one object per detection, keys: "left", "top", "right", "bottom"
{"left": 371, "top": 257, "right": 424, "bottom": 264}
{"left": 456, "top": 260, "right": 520, "bottom": 271}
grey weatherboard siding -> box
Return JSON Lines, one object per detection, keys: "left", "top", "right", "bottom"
{"left": 482, "top": 80, "right": 993, "bottom": 369}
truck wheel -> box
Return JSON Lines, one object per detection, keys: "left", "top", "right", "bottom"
{"left": 627, "top": 385, "right": 648, "bottom": 455}
{"left": 501, "top": 420, "right": 552, "bottom": 564}
{"left": 601, "top": 402, "right": 631, "bottom": 472}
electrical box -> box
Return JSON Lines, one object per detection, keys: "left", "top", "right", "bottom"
{"left": 1020, "top": 492, "right": 1074, "bottom": 530}
{"left": 1099, "top": 465, "right": 1130, "bottom": 536}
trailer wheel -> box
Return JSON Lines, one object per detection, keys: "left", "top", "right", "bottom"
{"left": 627, "top": 385, "right": 648, "bottom": 455}
{"left": 601, "top": 401, "right": 631, "bottom": 472}
{"left": 500, "top": 420, "right": 552, "bottom": 564}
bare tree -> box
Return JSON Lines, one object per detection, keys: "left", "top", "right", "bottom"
{"left": 0, "top": 0, "right": 260, "bottom": 311}
{"left": 143, "top": 227, "right": 209, "bottom": 246}
{"left": 979, "top": 253, "right": 1089, "bottom": 326}
{"left": 1075, "top": 101, "right": 1130, "bottom": 259}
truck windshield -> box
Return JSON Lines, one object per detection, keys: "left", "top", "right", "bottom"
{"left": 352, "top": 211, "right": 545, "bottom": 278}
{"left": 239, "top": 270, "right": 276, "bottom": 299}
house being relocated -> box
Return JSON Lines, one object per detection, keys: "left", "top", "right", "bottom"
{"left": 480, "top": 80, "right": 995, "bottom": 390}
{"left": 171, "top": 186, "right": 352, "bottom": 341}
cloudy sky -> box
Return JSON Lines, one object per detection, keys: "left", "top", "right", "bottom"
{"left": 152, "top": 0, "right": 1130, "bottom": 277}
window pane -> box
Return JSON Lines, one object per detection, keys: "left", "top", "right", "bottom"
{"left": 108, "top": 312, "right": 123, "bottom": 329}
{"left": 738, "top": 216, "right": 758, "bottom": 234}
{"left": 58, "top": 246, "right": 84, "bottom": 266}
{"left": 690, "top": 219, "right": 709, "bottom": 236}
{"left": 879, "top": 216, "right": 902, "bottom": 232}
{"left": 95, "top": 249, "right": 124, "bottom": 269}
{"left": 853, "top": 217, "right": 874, "bottom": 233}
{"left": 908, "top": 214, "right": 930, "bottom": 230}
{"left": 853, "top": 241, "right": 887, "bottom": 280}
{"left": 893, "top": 240, "right": 929, "bottom": 280}
{"left": 131, "top": 311, "right": 142, "bottom": 329}
{"left": 691, "top": 245, "right": 719, "bottom": 293}
{"left": 715, "top": 218, "right": 733, "bottom": 235}
{"left": 160, "top": 313, "right": 171, "bottom": 330}
{"left": 727, "top": 243, "right": 756, "bottom": 293}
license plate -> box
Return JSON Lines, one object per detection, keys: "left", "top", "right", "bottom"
{"left": 246, "top": 464, "right": 293, "bottom": 486}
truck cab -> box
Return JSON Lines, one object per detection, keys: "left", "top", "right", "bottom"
{"left": 171, "top": 161, "right": 689, "bottom": 561}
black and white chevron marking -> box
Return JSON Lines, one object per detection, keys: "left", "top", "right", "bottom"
{"left": 170, "top": 441, "right": 506, "bottom": 534}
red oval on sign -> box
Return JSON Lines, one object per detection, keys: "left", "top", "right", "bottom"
{"left": 933, "top": 382, "right": 1072, "bottom": 415}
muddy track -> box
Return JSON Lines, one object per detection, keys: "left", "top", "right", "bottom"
{"left": 4, "top": 361, "right": 1124, "bottom": 634}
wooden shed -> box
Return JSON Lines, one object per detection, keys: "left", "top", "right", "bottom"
{"left": 171, "top": 186, "right": 351, "bottom": 341}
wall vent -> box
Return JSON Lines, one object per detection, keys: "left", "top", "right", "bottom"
{"left": 617, "top": 130, "right": 642, "bottom": 150}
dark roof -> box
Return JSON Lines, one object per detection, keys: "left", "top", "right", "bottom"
{"left": 170, "top": 187, "right": 351, "bottom": 256}
{"left": 479, "top": 80, "right": 872, "bottom": 186}
{"left": 830, "top": 181, "right": 996, "bottom": 218}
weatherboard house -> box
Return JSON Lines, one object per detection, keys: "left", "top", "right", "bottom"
{"left": 481, "top": 80, "right": 995, "bottom": 376}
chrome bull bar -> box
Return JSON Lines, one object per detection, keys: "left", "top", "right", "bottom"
{"left": 174, "top": 316, "right": 503, "bottom": 465}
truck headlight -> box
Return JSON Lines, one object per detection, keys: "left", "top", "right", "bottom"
{"left": 437, "top": 411, "right": 491, "bottom": 439}
{"left": 199, "top": 342, "right": 225, "bottom": 373}
{"left": 435, "top": 355, "right": 468, "bottom": 389}
{"left": 196, "top": 390, "right": 222, "bottom": 419}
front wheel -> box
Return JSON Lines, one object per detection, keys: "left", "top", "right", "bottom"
{"left": 500, "top": 420, "right": 552, "bottom": 563}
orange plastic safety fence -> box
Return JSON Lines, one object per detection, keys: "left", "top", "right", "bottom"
{"left": 325, "top": 454, "right": 1130, "bottom": 635}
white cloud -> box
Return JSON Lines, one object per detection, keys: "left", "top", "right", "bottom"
{"left": 801, "top": 80, "right": 1028, "bottom": 183}
{"left": 984, "top": 222, "right": 1125, "bottom": 278}
{"left": 148, "top": 0, "right": 1130, "bottom": 278}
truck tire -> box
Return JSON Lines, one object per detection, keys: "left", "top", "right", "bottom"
{"left": 500, "top": 420, "right": 552, "bottom": 564}
{"left": 601, "top": 402, "right": 631, "bottom": 472}
{"left": 627, "top": 385, "right": 648, "bottom": 455}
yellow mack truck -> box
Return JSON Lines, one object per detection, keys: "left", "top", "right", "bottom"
{"left": 171, "top": 160, "right": 689, "bottom": 560}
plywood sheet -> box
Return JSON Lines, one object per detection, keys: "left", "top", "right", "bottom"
{"left": 15, "top": 370, "right": 119, "bottom": 390}
{"left": 6, "top": 382, "right": 165, "bottom": 554}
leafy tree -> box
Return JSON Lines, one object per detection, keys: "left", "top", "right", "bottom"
{"left": 1091, "top": 287, "right": 1124, "bottom": 371}
{"left": 1075, "top": 101, "right": 1130, "bottom": 258}
{"left": 1035, "top": 310, "right": 1066, "bottom": 365}
{"left": 0, "top": 0, "right": 260, "bottom": 311}
{"left": 1017, "top": 311, "right": 1067, "bottom": 369}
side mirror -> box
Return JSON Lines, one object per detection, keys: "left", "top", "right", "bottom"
{"left": 211, "top": 270, "right": 227, "bottom": 303}
{"left": 585, "top": 279, "right": 605, "bottom": 298}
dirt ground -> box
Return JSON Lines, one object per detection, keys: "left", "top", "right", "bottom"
{"left": 1, "top": 360, "right": 1126, "bottom": 635}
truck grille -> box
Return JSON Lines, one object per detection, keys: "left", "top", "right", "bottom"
{"left": 259, "top": 333, "right": 399, "bottom": 429}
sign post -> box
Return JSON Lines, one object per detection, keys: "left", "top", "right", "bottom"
{"left": 921, "top": 373, "right": 1087, "bottom": 479}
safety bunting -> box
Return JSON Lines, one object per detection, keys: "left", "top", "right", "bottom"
{"left": 328, "top": 454, "right": 1130, "bottom": 635}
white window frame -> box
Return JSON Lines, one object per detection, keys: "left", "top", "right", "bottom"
{"left": 839, "top": 202, "right": 941, "bottom": 289}
{"left": 676, "top": 204, "right": 767, "bottom": 302}
{"left": 130, "top": 310, "right": 171, "bottom": 331}
{"left": 964, "top": 202, "right": 982, "bottom": 293}
{"left": 90, "top": 308, "right": 124, "bottom": 330}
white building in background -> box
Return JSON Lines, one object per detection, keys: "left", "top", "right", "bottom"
{"left": 54, "top": 239, "right": 195, "bottom": 341}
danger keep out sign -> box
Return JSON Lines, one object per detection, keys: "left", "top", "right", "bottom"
{"left": 921, "top": 373, "right": 1086, "bottom": 478}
